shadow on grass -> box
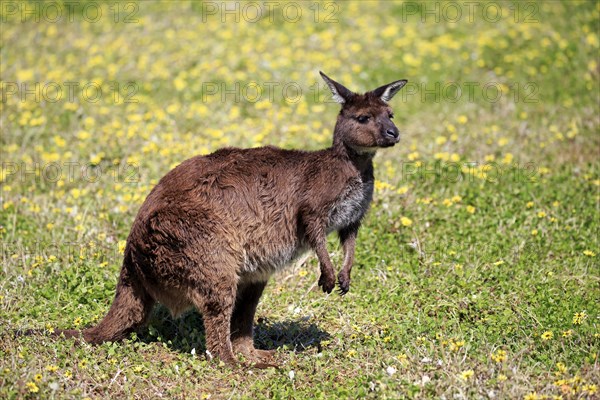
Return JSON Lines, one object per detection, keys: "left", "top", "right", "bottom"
{"left": 136, "top": 305, "right": 331, "bottom": 355}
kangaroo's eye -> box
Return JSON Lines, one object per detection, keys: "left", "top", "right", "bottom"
{"left": 357, "top": 115, "right": 370, "bottom": 123}
{"left": 389, "top": 113, "right": 394, "bottom": 119}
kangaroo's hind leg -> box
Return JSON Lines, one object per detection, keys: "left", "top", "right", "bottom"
{"left": 189, "top": 268, "right": 238, "bottom": 365}
{"left": 230, "top": 280, "right": 275, "bottom": 364}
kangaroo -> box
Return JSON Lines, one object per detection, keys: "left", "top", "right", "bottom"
{"left": 55, "top": 72, "right": 408, "bottom": 366}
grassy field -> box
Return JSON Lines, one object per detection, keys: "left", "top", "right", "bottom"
{"left": 1, "top": 0, "right": 599, "bottom": 399}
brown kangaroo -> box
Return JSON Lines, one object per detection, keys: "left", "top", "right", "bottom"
{"left": 56, "top": 72, "right": 407, "bottom": 366}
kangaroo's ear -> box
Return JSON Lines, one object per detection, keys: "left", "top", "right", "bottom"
{"left": 372, "top": 79, "right": 408, "bottom": 103}
{"left": 320, "top": 71, "right": 354, "bottom": 104}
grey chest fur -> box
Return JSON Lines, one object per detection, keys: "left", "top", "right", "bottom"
{"left": 327, "top": 177, "right": 373, "bottom": 232}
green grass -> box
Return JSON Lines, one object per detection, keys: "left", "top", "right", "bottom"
{"left": 1, "top": 1, "right": 599, "bottom": 399}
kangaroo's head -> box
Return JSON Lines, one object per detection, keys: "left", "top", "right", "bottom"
{"left": 320, "top": 71, "right": 407, "bottom": 154}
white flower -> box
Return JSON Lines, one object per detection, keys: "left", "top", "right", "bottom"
{"left": 386, "top": 366, "right": 397, "bottom": 376}
{"left": 288, "top": 370, "right": 295, "bottom": 380}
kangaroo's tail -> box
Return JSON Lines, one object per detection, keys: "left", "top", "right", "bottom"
{"left": 19, "top": 263, "right": 155, "bottom": 344}
{"left": 80, "top": 265, "right": 155, "bottom": 344}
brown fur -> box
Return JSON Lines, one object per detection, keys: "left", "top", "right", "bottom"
{"left": 55, "top": 72, "right": 408, "bottom": 366}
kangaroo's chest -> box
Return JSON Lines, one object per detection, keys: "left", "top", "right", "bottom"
{"left": 327, "top": 176, "right": 373, "bottom": 232}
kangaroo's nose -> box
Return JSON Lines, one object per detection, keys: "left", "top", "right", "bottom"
{"left": 385, "top": 129, "right": 399, "bottom": 139}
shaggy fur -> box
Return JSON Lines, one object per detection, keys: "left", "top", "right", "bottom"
{"left": 56, "top": 72, "right": 408, "bottom": 366}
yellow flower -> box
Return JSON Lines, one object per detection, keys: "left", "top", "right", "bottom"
{"left": 586, "top": 33, "right": 599, "bottom": 46}
{"left": 298, "top": 269, "right": 308, "bottom": 277}
{"left": 434, "top": 152, "right": 449, "bottom": 161}
{"left": 531, "top": 229, "right": 538, "bottom": 236}
{"left": 450, "top": 339, "right": 465, "bottom": 352}
{"left": 45, "top": 365, "right": 58, "bottom": 372}
{"left": 407, "top": 151, "right": 420, "bottom": 161}
{"left": 396, "top": 186, "right": 409, "bottom": 195}
{"left": 34, "top": 373, "right": 42, "bottom": 382}
{"left": 460, "top": 369, "right": 474, "bottom": 380}
{"left": 491, "top": 349, "right": 507, "bottom": 363}
{"left": 541, "top": 331, "right": 553, "bottom": 341}
{"left": 524, "top": 393, "right": 540, "bottom": 400}
{"left": 501, "top": 153, "right": 513, "bottom": 165}
{"left": 64, "top": 102, "right": 78, "bottom": 111}
{"left": 466, "top": 205, "right": 476, "bottom": 214}
{"left": 573, "top": 311, "right": 587, "bottom": 325}
{"left": 526, "top": 201, "right": 534, "bottom": 208}
{"left": 583, "top": 384, "right": 597, "bottom": 395}
{"left": 70, "top": 188, "right": 82, "bottom": 199}
{"left": 374, "top": 180, "right": 393, "bottom": 191}
{"left": 53, "top": 135, "right": 67, "bottom": 148}
{"left": 583, "top": 250, "right": 596, "bottom": 257}
{"left": 90, "top": 153, "right": 103, "bottom": 165}
{"left": 166, "top": 103, "right": 180, "bottom": 114}
{"left": 397, "top": 353, "right": 408, "bottom": 365}
{"left": 497, "top": 374, "right": 507, "bottom": 382}
{"left": 381, "top": 25, "right": 398, "bottom": 38}
{"left": 400, "top": 217, "right": 413, "bottom": 227}
{"left": 436, "top": 136, "right": 447, "bottom": 145}
{"left": 17, "top": 69, "right": 35, "bottom": 81}
{"left": 118, "top": 240, "right": 127, "bottom": 254}
{"left": 26, "top": 382, "right": 39, "bottom": 393}
{"left": 555, "top": 362, "right": 567, "bottom": 375}
{"left": 456, "top": 115, "right": 468, "bottom": 124}
{"left": 554, "top": 379, "right": 567, "bottom": 386}
{"left": 537, "top": 211, "right": 547, "bottom": 218}
{"left": 562, "top": 330, "right": 572, "bottom": 338}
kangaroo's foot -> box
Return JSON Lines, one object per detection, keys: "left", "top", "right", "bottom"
{"left": 232, "top": 337, "right": 277, "bottom": 367}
